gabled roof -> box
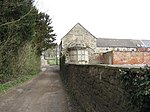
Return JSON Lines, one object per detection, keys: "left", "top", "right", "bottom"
{"left": 96, "top": 38, "right": 142, "bottom": 48}
{"left": 142, "top": 40, "right": 150, "bottom": 47}
{"left": 61, "top": 23, "right": 96, "bottom": 40}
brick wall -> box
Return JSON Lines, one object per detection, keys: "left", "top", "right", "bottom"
{"left": 113, "top": 51, "right": 150, "bottom": 65}
{"left": 61, "top": 64, "right": 139, "bottom": 112}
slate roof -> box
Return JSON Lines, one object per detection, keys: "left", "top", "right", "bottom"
{"left": 142, "top": 40, "right": 150, "bottom": 47}
{"left": 130, "top": 39, "right": 144, "bottom": 47}
{"left": 96, "top": 38, "right": 143, "bottom": 48}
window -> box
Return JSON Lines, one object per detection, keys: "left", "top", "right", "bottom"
{"left": 106, "top": 48, "right": 109, "bottom": 50}
{"left": 130, "top": 48, "right": 136, "bottom": 51}
{"left": 70, "top": 51, "right": 76, "bottom": 61}
{"left": 69, "top": 49, "right": 88, "bottom": 64}
{"left": 115, "top": 48, "right": 120, "bottom": 51}
{"left": 78, "top": 50, "right": 83, "bottom": 61}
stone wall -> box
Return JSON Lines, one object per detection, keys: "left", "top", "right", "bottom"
{"left": 61, "top": 64, "right": 139, "bottom": 112}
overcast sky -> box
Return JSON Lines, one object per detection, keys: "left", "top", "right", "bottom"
{"left": 34, "top": 0, "right": 150, "bottom": 43}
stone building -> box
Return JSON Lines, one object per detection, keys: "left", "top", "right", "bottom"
{"left": 60, "top": 23, "right": 150, "bottom": 64}
{"left": 60, "top": 23, "right": 96, "bottom": 64}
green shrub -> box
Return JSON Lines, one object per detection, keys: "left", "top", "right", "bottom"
{"left": 0, "top": 42, "right": 40, "bottom": 84}
{"left": 120, "top": 66, "right": 150, "bottom": 112}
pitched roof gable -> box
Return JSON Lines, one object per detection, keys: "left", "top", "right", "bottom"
{"left": 61, "top": 23, "right": 96, "bottom": 40}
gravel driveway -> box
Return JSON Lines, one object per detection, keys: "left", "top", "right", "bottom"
{"left": 0, "top": 66, "right": 71, "bottom": 112}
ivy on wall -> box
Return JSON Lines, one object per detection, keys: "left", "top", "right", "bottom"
{"left": 120, "top": 66, "right": 150, "bottom": 112}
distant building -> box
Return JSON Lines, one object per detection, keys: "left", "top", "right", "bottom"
{"left": 60, "top": 23, "right": 150, "bottom": 65}
{"left": 96, "top": 38, "right": 143, "bottom": 53}
{"left": 43, "top": 45, "right": 59, "bottom": 65}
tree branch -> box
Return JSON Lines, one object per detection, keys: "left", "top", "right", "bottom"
{"left": 0, "top": 1, "right": 38, "bottom": 27}
{"left": 0, "top": 8, "right": 33, "bottom": 27}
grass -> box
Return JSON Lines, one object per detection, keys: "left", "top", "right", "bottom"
{"left": 47, "top": 59, "right": 60, "bottom": 65}
{"left": 0, "top": 71, "right": 39, "bottom": 94}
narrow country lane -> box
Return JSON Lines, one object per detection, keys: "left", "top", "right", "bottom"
{"left": 0, "top": 66, "right": 71, "bottom": 112}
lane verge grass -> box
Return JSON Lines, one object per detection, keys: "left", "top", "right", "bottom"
{"left": 0, "top": 71, "right": 40, "bottom": 95}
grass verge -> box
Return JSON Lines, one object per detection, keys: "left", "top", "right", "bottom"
{"left": 0, "top": 71, "right": 39, "bottom": 94}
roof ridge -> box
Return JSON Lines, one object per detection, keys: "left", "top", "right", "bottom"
{"left": 61, "top": 23, "right": 96, "bottom": 40}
